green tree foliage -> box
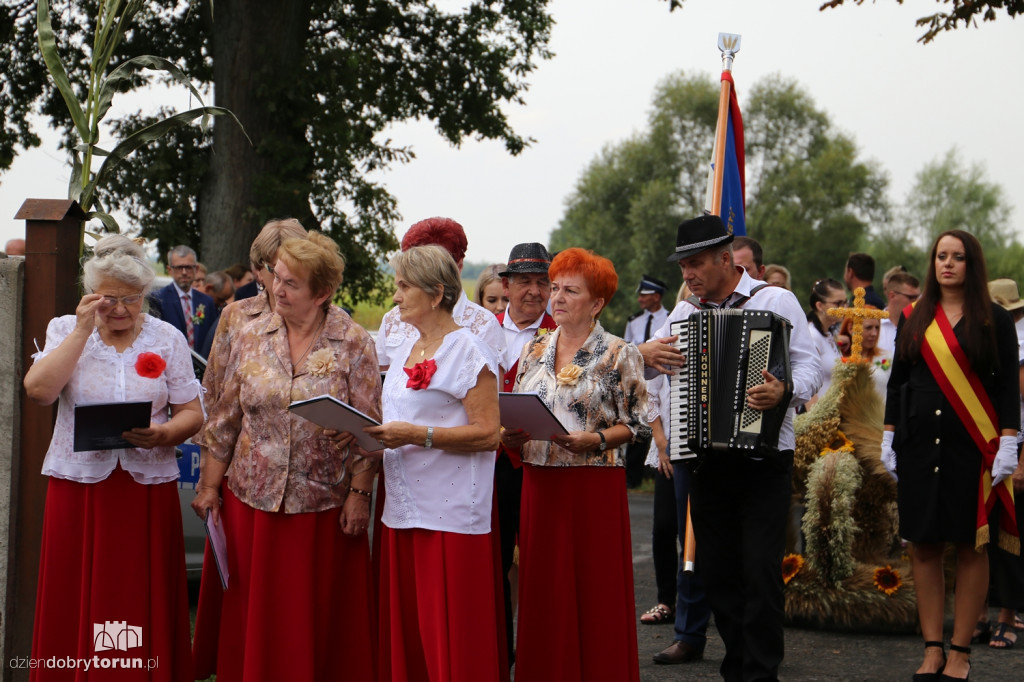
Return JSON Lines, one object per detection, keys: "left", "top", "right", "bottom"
{"left": 551, "top": 71, "right": 889, "bottom": 331}
{"left": 550, "top": 72, "right": 718, "bottom": 333}
{"left": 819, "top": 0, "right": 1023, "bottom": 44}
{"left": 0, "top": 0, "right": 554, "bottom": 305}
{"left": 870, "top": 147, "right": 1022, "bottom": 284}
{"left": 744, "top": 75, "right": 890, "bottom": 300}
{"left": 660, "top": 1, "right": 1023, "bottom": 44}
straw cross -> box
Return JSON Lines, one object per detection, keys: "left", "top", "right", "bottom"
{"left": 828, "top": 287, "right": 889, "bottom": 363}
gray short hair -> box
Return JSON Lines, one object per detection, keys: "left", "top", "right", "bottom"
{"left": 205, "top": 270, "right": 234, "bottom": 295}
{"left": 390, "top": 245, "right": 461, "bottom": 313}
{"left": 83, "top": 235, "right": 155, "bottom": 293}
{"left": 167, "top": 244, "right": 197, "bottom": 262}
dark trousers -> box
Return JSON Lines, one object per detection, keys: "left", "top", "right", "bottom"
{"left": 672, "top": 460, "right": 711, "bottom": 648}
{"left": 624, "top": 435, "right": 651, "bottom": 488}
{"left": 690, "top": 451, "right": 793, "bottom": 682}
{"left": 652, "top": 468, "right": 679, "bottom": 606}
{"left": 494, "top": 453, "right": 522, "bottom": 662}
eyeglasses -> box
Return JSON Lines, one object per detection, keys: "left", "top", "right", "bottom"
{"left": 168, "top": 264, "right": 197, "bottom": 272}
{"left": 894, "top": 290, "right": 920, "bottom": 301}
{"left": 98, "top": 294, "right": 144, "bottom": 308}
{"left": 826, "top": 299, "right": 847, "bottom": 307}
{"left": 262, "top": 262, "right": 276, "bottom": 275}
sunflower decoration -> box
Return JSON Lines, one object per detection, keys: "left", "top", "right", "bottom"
{"left": 820, "top": 430, "right": 855, "bottom": 458}
{"left": 872, "top": 565, "right": 902, "bottom": 596}
{"left": 782, "top": 554, "right": 805, "bottom": 585}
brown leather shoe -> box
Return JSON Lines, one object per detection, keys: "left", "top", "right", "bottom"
{"left": 652, "top": 640, "right": 704, "bottom": 664}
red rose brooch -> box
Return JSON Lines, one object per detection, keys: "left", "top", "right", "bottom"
{"left": 135, "top": 352, "right": 167, "bottom": 379}
{"left": 404, "top": 359, "right": 437, "bottom": 390}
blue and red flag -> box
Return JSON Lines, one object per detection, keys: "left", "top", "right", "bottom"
{"left": 718, "top": 71, "right": 746, "bottom": 236}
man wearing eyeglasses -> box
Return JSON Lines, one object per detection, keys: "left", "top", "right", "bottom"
{"left": 879, "top": 270, "right": 920, "bottom": 355}
{"left": 158, "top": 244, "right": 217, "bottom": 357}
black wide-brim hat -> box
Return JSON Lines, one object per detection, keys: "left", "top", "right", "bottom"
{"left": 667, "top": 214, "right": 734, "bottom": 262}
{"left": 498, "top": 242, "right": 551, "bottom": 277}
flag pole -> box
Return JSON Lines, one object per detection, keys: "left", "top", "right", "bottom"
{"left": 709, "top": 33, "right": 741, "bottom": 217}
{"left": 685, "top": 33, "right": 742, "bottom": 575}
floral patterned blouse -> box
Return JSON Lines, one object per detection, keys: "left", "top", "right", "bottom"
{"left": 202, "top": 306, "right": 381, "bottom": 513}
{"left": 514, "top": 321, "right": 651, "bottom": 467}
{"left": 193, "top": 293, "right": 271, "bottom": 448}
{"left": 34, "top": 314, "right": 202, "bottom": 484}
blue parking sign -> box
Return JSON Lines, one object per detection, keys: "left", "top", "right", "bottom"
{"left": 178, "top": 443, "right": 201, "bottom": 488}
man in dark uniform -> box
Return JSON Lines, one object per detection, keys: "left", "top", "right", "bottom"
{"left": 623, "top": 274, "right": 668, "bottom": 487}
{"left": 638, "top": 215, "right": 820, "bottom": 681}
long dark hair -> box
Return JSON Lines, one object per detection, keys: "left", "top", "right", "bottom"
{"left": 806, "top": 278, "right": 844, "bottom": 336}
{"left": 897, "top": 230, "right": 997, "bottom": 372}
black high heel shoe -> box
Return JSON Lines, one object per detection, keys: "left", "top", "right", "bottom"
{"left": 938, "top": 643, "right": 970, "bottom": 681}
{"left": 912, "top": 641, "right": 946, "bottom": 682}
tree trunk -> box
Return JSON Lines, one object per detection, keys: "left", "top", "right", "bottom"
{"left": 199, "top": 0, "right": 318, "bottom": 270}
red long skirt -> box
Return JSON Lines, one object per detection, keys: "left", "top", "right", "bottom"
{"left": 30, "top": 466, "right": 193, "bottom": 682}
{"left": 515, "top": 465, "right": 640, "bottom": 682}
{"left": 194, "top": 487, "right": 375, "bottom": 682}
{"left": 378, "top": 525, "right": 507, "bottom": 682}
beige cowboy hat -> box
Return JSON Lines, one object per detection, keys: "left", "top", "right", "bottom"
{"left": 988, "top": 278, "right": 1024, "bottom": 312}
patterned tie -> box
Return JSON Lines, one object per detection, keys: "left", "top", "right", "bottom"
{"left": 182, "top": 294, "right": 194, "bottom": 348}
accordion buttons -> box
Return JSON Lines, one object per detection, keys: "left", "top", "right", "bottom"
{"left": 934, "top": 467, "right": 940, "bottom": 473}
{"left": 935, "top": 438, "right": 940, "bottom": 444}
{"left": 935, "top": 409, "right": 942, "bottom": 416}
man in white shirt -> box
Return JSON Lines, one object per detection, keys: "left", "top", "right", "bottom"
{"left": 493, "top": 242, "right": 556, "bottom": 666}
{"left": 732, "top": 235, "right": 765, "bottom": 281}
{"left": 878, "top": 270, "right": 920, "bottom": 356}
{"left": 638, "top": 215, "right": 820, "bottom": 680}
{"left": 624, "top": 274, "right": 669, "bottom": 346}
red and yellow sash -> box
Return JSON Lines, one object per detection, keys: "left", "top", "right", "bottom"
{"left": 919, "top": 304, "right": 1018, "bottom": 553}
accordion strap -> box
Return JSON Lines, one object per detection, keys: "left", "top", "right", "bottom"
{"left": 687, "top": 283, "right": 771, "bottom": 311}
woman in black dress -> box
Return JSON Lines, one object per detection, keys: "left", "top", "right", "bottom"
{"left": 882, "top": 230, "right": 1020, "bottom": 681}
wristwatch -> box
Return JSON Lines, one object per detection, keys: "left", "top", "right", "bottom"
{"left": 424, "top": 426, "right": 434, "bottom": 448}
{"left": 597, "top": 430, "right": 607, "bottom": 452}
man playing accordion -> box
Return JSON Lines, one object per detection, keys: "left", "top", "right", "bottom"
{"left": 639, "top": 214, "right": 820, "bottom": 682}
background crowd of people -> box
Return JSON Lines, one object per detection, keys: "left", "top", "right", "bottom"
{"left": 20, "top": 214, "right": 1024, "bottom": 682}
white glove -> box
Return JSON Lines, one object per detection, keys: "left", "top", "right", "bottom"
{"left": 881, "top": 430, "right": 897, "bottom": 482}
{"left": 992, "top": 435, "right": 1019, "bottom": 487}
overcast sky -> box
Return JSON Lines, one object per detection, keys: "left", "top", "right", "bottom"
{"left": 3, "top": 0, "right": 1022, "bottom": 267}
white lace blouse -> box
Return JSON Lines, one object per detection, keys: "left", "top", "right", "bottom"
{"left": 380, "top": 328, "right": 499, "bottom": 535}
{"left": 34, "top": 314, "right": 203, "bottom": 484}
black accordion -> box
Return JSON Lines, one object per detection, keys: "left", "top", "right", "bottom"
{"left": 668, "top": 309, "right": 793, "bottom": 459}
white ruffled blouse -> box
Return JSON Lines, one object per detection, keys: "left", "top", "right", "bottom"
{"left": 381, "top": 328, "right": 500, "bottom": 535}
{"left": 33, "top": 314, "right": 203, "bottom": 484}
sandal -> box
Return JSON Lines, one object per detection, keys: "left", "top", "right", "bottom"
{"left": 970, "top": 619, "right": 991, "bottom": 645}
{"left": 1015, "top": 614, "right": 1024, "bottom": 631}
{"left": 640, "top": 603, "right": 675, "bottom": 625}
{"left": 988, "top": 622, "right": 1016, "bottom": 649}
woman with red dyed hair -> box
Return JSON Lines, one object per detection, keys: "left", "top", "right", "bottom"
{"left": 507, "top": 247, "right": 649, "bottom": 681}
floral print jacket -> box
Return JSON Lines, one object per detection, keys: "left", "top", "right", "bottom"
{"left": 514, "top": 321, "right": 650, "bottom": 467}
{"left": 203, "top": 306, "right": 381, "bottom": 513}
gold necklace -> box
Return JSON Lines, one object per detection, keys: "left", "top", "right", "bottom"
{"left": 415, "top": 326, "right": 455, "bottom": 358}
{"left": 292, "top": 311, "right": 326, "bottom": 373}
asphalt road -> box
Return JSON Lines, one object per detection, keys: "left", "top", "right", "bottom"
{"left": 625, "top": 490, "right": 1023, "bottom": 681}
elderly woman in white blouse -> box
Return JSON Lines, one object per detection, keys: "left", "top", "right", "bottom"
{"left": 23, "top": 234, "right": 203, "bottom": 680}
{"left": 365, "top": 244, "right": 504, "bottom": 682}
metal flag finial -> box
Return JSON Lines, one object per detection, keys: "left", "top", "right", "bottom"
{"left": 718, "top": 33, "right": 741, "bottom": 72}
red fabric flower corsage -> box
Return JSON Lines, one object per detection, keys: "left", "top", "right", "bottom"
{"left": 135, "top": 352, "right": 167, "bottom": 379}
{"left": 404, "top": 359, "right": 437, "bottom": 390}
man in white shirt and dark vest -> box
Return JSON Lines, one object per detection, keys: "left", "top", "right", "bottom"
{"left": 494, "top": 242, "right": 556, "bottom": 667}
{"left": 638, "top": 215, "right": 820, "bottom": 681}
